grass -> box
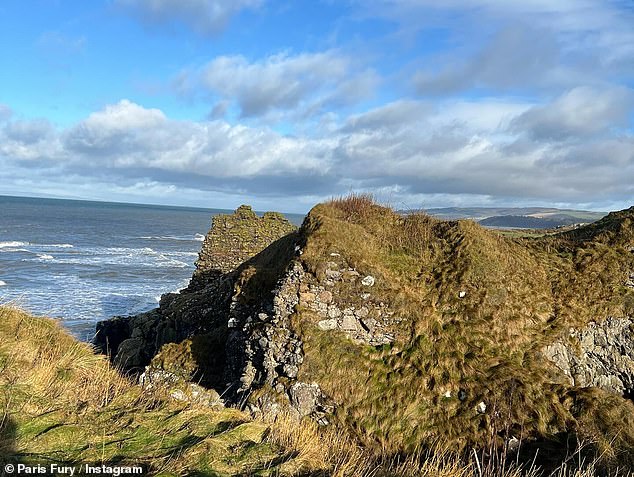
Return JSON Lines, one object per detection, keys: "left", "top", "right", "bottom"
{"left": 0, "top": 305, "right": 632, "bottom": 475}
{"left": 290, "top": 195, "right": 634, "bottom": 469}
{"left": 3, "top": 196, "right": 634, "bottom": 475}
{"left": 0, "top": 305, "right": 294, "bottom": 475}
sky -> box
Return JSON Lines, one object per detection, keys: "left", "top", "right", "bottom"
{"left": 0, "top": 0, "right": 633, "bottom": 213}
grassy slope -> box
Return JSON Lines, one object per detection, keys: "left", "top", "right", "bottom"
{"left": 2, "top": 308, "right": 622, "bottom": 477}
{"left": 293, "top": 197, "right": 634, "bottom": 466}
{"left": 0, "top": 306, "right": 302, "bottom": 476}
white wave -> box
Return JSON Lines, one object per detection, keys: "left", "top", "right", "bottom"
{"left": 42, "top": 245, "right": 194, "bottom": 269}
{"left": 0, "top": 241, "right": 29, "bottom": 248}
{"left": 47, "top": 243, "right": 74, "bottom": 248}
{"left": 168, "top": 251, "right": 199, "bottom": 257}
{"left": 140, "top": 234, "right": 204, "bottom": 242}
{"left": 0, "top": 280, "right": 6, "bottom": 286}
{"left": 37, "top": 254, "right": 54, "bottom": 260}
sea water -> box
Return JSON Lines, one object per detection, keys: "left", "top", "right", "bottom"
{"left": 0, "top": 195, "right": 303, "bottom": 341}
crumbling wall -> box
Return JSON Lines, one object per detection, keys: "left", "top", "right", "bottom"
{"left": 190, "top": 205, "right": 296, "bottom": 288}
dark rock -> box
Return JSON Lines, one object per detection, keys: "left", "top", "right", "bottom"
{"left": 94, "top": 315, "right": 131, "bottom": 357}
{"left": 114, "top": 337, "right": 148, "bottom": 371}
{"left": 94, "top": 205, "right": 296, "bottom": 382}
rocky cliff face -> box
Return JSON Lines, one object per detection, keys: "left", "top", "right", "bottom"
{"left": 94, "top": 205, "right": 296, "bottom": 378}
{"left": 96, "top": 200, "right": 634, "bottom": 467}
{"left": 543, "top": 317, "right": 634, "bottom": 397}
{"left": 542, "top": 244, "right": 634, "bottom": 399}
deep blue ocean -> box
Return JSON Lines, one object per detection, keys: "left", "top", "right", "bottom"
{"left": 0, "top": 195, "right": 303, "bottom": 341}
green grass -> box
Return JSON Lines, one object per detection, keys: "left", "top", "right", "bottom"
{"left": 290, "top": 196, "right": 634, "bottom": 468}
{"left": 3, "top": 197, "right": 634, "bottom": 475}
{"left": 4, "top": 306, "right": 615, "bottom": 477}
{"left": 0, "top": 306, "right": 295, "bottom": 476}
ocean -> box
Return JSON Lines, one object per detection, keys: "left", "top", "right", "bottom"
{"left": 0, "top": 195, "right": 304, "bottom": 341}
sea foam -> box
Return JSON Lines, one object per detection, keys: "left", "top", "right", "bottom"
{"left": 0, "top": 241, "right": 29, "bottom": 248}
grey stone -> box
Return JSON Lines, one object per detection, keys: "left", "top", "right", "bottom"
{"left": 318, "top": 319, "right": 338, "bottom": 331}
{"left": 327, "top": 306, "right": 342, "bottom": 319}
{"left": 283, "top": 363, "right": 299, "bottom": 378}
{"left": 356, "top": 306, "right": 369, "bottom": 318}
{"left": 543, "top": 316, "right": 634, "bottom": 396}
{"left": 361, "top": 275, "right": 375, "bottom": 286}
{"left": 341, "top": 315, "right": 359, "bottom": 332}
{"left": 288, "top": 382, "right": 324, "bottom": 417}
{"left": 360, "top": 317, "right": 377, "bottom": 332}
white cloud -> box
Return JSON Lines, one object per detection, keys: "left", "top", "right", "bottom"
{"left": 61, "top": 100, "right": 332, "bottom": 178}
{"left": 0, "top": 105, "right": 13, "bottom": 122}
{"left": 116, "top": 0, "right": 262, "bottom": 35}
{"left": 369, "top": 1, "right": 634, "bottom": 96}
{"left": 176, "top": 51, "right": 378, "bottom": 118}
{"left": 512, "top": 86, "right": 634, "bottom": 140}
{"left": 1, "top": 98, "right": 633, "bottom": 211}
{"left": 0, "top": 118, "right": 59, "bottom": 161}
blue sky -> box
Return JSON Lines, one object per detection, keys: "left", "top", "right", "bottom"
{"left": 1, "top": 0, "right": 633, "bottom": 213}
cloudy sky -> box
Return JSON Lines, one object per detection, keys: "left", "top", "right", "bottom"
{"left": 1, "top": 0, "right": 633, "bottom": 213}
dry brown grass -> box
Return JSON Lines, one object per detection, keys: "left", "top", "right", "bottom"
{"left": 265, "top": 411, "right": 630, "bottom": 477}
{"left": 328, "top": 193, "right": 380, "bottom": 223}
{"left": 1, "top": 297, "right": 632, "bottom": 474}
{"left": 0, "top": 305, "right": 302, "bottom": 474}
{"left": 291, "top": 194, "right": 634, "bottom": 470}
{"left": 0, "top": 305, "right": 132, "bottom": 410}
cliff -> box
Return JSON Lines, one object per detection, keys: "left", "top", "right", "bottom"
{"left": 94, "top": 205, "right": 296, "bottom": 375}
{"left": 95, "top": 198, "right": 634, "bottom": 471}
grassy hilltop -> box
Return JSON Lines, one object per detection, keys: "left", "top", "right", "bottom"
{"left": 0, "top": 306, "right": 301, "bottom": 475}
{"left": 3, "top": 196, "right": 634, "bottom": 475}
{"left": 288, "top": 196, "right": 634, "bottom": 463}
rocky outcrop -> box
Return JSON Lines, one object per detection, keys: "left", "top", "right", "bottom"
{"left": 543, "top": 316, "right": 634, "bottom": 397}
{"left": 299, "top": 263, "right": 399, "bottom": 346}
{"left": 94, "top": 205, "right": 296, "bottom": 378}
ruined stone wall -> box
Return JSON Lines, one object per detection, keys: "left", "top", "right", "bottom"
{"left": 96, "top": 205, "right": 296, "bottom": 371}
{"left": 190, "top": 205, "right": 296, "bottom": 288}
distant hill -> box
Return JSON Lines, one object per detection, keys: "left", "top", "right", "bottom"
{"left": 479, "top": 214, "right": 577, "bottom": 229}
{"left": 413, "top": 207, "right": 607, "bottom": 229}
